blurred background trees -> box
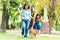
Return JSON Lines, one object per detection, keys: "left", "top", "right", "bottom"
{"left": 0, "top": 0, "right": 60, "bottom": 33}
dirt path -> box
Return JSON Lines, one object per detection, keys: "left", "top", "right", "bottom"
{"left": 6, "top": 29, "right": 60, "bottom": 37}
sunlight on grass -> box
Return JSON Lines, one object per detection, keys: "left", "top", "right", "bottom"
{"left": 0, "top": 33, "right": 60, "bottom": 40}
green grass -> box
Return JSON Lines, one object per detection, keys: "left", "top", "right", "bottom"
{"left": 0, "top": 33, "right": 60, "bottom": 40}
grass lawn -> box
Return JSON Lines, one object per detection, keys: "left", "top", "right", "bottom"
{"left": 0, "top": 33, "right": 60, "bottom": 40}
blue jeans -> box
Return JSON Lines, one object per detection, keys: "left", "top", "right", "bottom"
{"left": 21, "top": 19, "right": 30, "bottom": 37}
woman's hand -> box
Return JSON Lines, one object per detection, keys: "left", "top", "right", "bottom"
{"left": 32, "top": 17, "right": 34, "bottom": 19}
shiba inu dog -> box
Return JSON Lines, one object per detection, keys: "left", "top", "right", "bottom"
{"left": 29, "top": 28, "right": 38, "bottom": 37}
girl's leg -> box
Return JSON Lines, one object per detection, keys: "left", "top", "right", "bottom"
{"left": 21, "top": 19, "right": 25, "bottom": 36}
{"left": 36, "top": 30, "right": 40, "bottom": 37}
{"left": 38, "top": 31, "right": 39, "bottom": 36}
{"left": 24, "top": 20, "right": 30, "bottom": 37}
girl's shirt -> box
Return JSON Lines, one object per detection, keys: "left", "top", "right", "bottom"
{"left": 20, "top": 9, "right": 31, "bottom": 20}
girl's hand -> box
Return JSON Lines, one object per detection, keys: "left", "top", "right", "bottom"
{"left": 31, "top": 27, "right": 33, "bottom": 29}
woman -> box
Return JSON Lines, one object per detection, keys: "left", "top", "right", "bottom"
{"left": 18, "top": 3, "right": 31, "bottom": 37}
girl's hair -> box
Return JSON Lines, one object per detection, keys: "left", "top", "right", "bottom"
{"left": 35, "top": 14, "right": 40, "bottom": 21}
{"left": 23, "top": 3, "right": 30, "bottom": 9}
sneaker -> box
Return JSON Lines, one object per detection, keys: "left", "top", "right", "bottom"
{"left": 24, "top": 36, "right": 27, "bottom": 38}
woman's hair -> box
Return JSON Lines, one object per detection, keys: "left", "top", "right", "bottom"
{"left": 23, "top": 3, "right": 30, "bottom": 9}
{"left": 35, "top": 14, "right": 40, "bottom": 21}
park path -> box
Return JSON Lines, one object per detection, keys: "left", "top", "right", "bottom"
{"left": 6, "top": 29, "right": 60, "bottom": 37}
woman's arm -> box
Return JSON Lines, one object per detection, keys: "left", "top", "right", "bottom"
{"left": 31, "top": 18, "right": 35, "bottom": 28}
{"left": 17, "top": 8, "right": 22, "bottom": 15}
{"left": 29, "top": 10, "right": 32, "bottom": 18}
{"left": 17, "top": 8, "right": 20, "bottom": 13}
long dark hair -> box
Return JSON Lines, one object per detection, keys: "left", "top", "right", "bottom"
{"left": 35, "top": 14, "right": 40, "bottom": 21}
{"left": 23, "top": 3, "right": 30, "bottom": 9}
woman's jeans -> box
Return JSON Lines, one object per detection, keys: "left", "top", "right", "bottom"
{"left": 21, "top": 19, "right": 30, "bottom": 37}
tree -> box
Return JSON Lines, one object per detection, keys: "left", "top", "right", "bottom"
{"left": 0, "top": 0, "right": 7, "bottom": 32}
{"left": 47, "top": 0, "right": 56, "bottom": 33}
{"left": 34, "top": 0, "right": 44, "bottom": 17}
{"left": 55, "top": 0, "right": 60, "bottom": 30}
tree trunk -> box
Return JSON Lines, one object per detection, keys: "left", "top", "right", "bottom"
{"left": 47, "top": 0, "right": 56, "bottom": 33}
{"left": 48, "top": 16, "right": 52, "bottom": 33}
{"left": 56, "top": 19, "right": 58, "bottom": 30}
{"left": 0, "top": 1, "right": 7, "bottom": 32}
{"left": 6, "top": 13, "right": 9, "bottom": 29}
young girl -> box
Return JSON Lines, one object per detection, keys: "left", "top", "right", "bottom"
{"left": 32, "top": 14, "right": 41, "bottom": 36}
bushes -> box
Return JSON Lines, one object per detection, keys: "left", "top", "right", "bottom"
{"left": 9, "top": 22, "right": 21, "bottom": 29}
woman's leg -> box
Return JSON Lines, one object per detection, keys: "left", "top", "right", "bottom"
{"left": 24, "top": 20, "right": 30, "bottom": 37}
{"left": 21, "top": 19, "right": 25, "bottom": 36}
